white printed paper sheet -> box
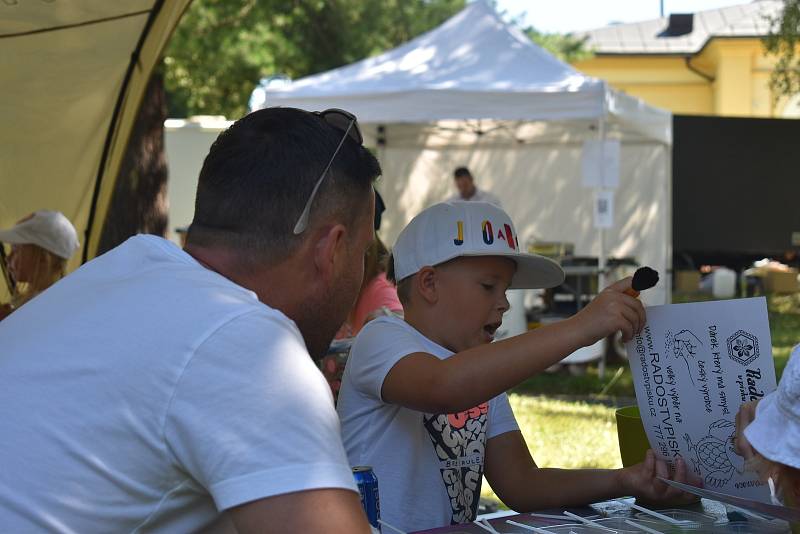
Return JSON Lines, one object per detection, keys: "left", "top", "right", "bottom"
{"left": 626, "top": 297, "right": 777, "bottom": 502}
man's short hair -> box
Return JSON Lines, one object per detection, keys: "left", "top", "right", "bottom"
{"left": 453, "top": 166, "right": 472, "bottom": 179}
{"left": 188, "top": 107, "right": 381, "bottom": 268}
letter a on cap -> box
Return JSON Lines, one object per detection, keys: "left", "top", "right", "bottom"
{"left": 504, "top": 224, "right": 515, "bottom": 250}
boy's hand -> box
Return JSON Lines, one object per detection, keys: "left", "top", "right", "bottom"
{"left": 619, "top": 450, "right": 702, "bottom": 506}
{"left": 570, "top": 276, "right": 646, "bottom": 346}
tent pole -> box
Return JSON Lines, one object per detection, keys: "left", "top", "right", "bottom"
{"left": 597, "top": 116, "right": 608, "bottom": 379}
{"left": 597, "top": 118, "right": 607, "bottom": 293}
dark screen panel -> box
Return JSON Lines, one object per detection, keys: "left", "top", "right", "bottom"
{"left": 673, "top": 115, "right": 800, "bottom": 260}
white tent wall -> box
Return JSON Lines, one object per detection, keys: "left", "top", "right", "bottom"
{"left": 160, "top": 117, "right": 672, "bottom": 306}
{"left": 163, "top": 118, "right": 233, "bottom": 245}
{"left": 367, "top": 121, "right": 671, "bottom": 306}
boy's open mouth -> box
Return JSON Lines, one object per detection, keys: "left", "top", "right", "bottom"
{"left": 483, "top": 322, "right": 501, "bottom": 339}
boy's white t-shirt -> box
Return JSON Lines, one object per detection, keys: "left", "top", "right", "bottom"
{"left": 0, "top": 235, "right": 356, "bottom": 532}
{"left": 337, "top": 316, "right": 519, "bottom": 532}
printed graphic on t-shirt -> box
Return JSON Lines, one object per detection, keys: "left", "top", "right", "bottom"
{"left": 423, "top": 403, "right": 488, "bottom": 525}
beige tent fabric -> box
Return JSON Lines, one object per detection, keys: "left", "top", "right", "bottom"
{"left": 0, "top": 0, "right": 190, "bottom": 301}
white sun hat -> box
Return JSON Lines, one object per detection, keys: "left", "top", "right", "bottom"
{"left": 392, "top": 201, "right": 564, "bottom": 289}
{"left": 0, "top": 211, "right": 80, "bottom": 260}
{"left": 744, "top": 344, "right": 800, "bottom": 470}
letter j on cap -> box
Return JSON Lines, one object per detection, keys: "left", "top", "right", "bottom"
{"left": 453, "top": 221, "right": 464, "bottom": 246}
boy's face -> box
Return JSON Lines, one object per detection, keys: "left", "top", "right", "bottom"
{"left": 434, "top": 255, "right": 516, "bottom": 352}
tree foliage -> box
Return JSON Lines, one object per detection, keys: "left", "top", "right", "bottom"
{"left": 524, "top": 27, "right": 593, "bottom": 64}
{"left": 764, "top": 0, "right": 800, "bottom": 98}
{"left": 163, "top": 0, "right": 465, "bottom": 118}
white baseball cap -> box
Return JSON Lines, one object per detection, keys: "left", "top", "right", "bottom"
{"left": 744, "top": 344, "right": 800, "bottom": 470}
{"left": 392, "top": 201, "right": 564, "bottom": 289}
{"left": 0, "top": 210, "right": 80, "bottom": 260}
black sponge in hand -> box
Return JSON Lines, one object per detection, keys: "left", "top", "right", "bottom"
{"left": 631, "top": 266, "right": 659, "bottom": 292}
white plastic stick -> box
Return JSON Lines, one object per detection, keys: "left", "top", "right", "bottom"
{"left": 561, "top": 511, "right": 617, "bottom": 532}
{"left": 624, "top": 519, "right": 666, "bottom": 534}
{"left": 622, "top": 501, "right": 694, "bottom": 526}
{"left": 480, "top": 519, "right": 501, "bottom": 534}
{"left": 505, "top": 519, "right": 556, "bottom": 533}
{"left": 529, "top": 512, "right": 589, "bottom": 521}
{"left": 377, "top": 519, "right": 407, "bottom": 534}
{"left": 473, "top": 520, "right": 495, "bottom": 534}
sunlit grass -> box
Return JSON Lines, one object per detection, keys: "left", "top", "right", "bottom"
{"left": 481, "top": 395, "right": 622, "bottom": 505}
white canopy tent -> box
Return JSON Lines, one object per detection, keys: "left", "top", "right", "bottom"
{"left": 264, "top": 0, "right": 673, "bottom": 305}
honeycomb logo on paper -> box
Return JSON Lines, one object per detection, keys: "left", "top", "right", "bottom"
{"left": 726, "top": 330, "right": 759, "bottom": 366}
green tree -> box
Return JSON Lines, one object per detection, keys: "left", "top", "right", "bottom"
{"left": 100, "top": 0, "right": 464, "bottom": 254}
{"left": 764, "top": 0, "right": 800, "bottom": 98}
{"left": 163, "top": 0, "right": 465, "bottom": 118}
{"left": 524, "top": 27, "right": 593, "bottom": 64}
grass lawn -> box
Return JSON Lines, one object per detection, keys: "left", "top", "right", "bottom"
{"left": 481, "top": 395, "right": 622, "bottom": 505}
{"left": 482, "top": 293, "right": 800, "bottom": 507}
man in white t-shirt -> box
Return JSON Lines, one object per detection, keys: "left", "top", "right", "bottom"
{"left": 0, "top": 108, "right": 379, "bottom": 533}
{"left": 449, "top": 166, "right": 502, "bottom": 207}
{"left": 337, "top": 201, "right": 701, "bottom": 532}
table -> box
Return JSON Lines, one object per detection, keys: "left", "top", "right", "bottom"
{"left": 412, "top": 498, "right": 790, "bottom": 533}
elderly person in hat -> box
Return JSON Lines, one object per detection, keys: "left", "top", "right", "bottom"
{"left": 735, "top": 346, "right": 800, "bottom": 523}
{"left": 0, "top": 210, "right": 79, "bottom": 320}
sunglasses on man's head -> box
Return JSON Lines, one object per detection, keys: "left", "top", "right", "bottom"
{"left": 293, "top": 108, "right": 364, "bottom": 235}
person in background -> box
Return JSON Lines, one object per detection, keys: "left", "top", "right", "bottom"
{"left": 326, "top": 192, "right": 403, "bottom": 401}
{"left": 337, "top": 235, "right": 403, "bottom": 339}
{"left": 449, "top": 166, "right": 502, "bottom": 207}
{"left": 337, "top": 191, "right": 402, "bottom": 339}
{"left": 735, "top": 345, "right": 800, "bottom": 517}
{"left": 0, "top": 210, "right": 79, "bottom": 321}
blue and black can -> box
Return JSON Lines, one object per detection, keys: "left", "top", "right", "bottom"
{"left": 353, "top": 466, "right": 381, "bottom": 531}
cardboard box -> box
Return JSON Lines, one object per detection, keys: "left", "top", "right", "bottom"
{"left": 765, "top": 269, "right": 800, "bottom": 293}
{"left": 674, "top": 270, "right": 701, "bottom": 293}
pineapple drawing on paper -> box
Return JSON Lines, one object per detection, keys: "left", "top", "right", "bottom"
{"left": 684, "top": 419, "right": 745, "bottom": 488}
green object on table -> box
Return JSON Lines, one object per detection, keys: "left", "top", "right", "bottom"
{"left": 615, "top": 405, "right": 650, "bottom": 467}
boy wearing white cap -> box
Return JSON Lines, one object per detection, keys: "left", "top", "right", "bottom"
{"left": 337, "top": 201, "right": 699, "bottom": 532}
{"left": 0, "top": 210, "right": 79, "bottom": 320}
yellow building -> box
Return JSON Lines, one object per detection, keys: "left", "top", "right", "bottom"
{"left": 574, "top": 0, "right": 800, "bottom": 118}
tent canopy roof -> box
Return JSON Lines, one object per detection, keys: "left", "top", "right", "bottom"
{"left": 265, "top": 1, "right": 671, "bottom": 144}
{"left": 1, "top": 0, "right": 189, "bottom": 266}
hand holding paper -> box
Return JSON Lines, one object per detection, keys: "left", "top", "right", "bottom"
{"left": 625, "top": 297, "right": 777, "bottom": 503}
{"left": 619, "top": 449, "right": 702, "bottom": 506}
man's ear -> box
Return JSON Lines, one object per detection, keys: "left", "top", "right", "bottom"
{"left": 313, "top": 224, "right": 348, "bottom": 283}
{"left": 415, "top": 266, "right": 439, "bottom": 305}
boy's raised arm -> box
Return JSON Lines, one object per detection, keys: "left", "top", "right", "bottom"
{"left": 383, "top": 277, "right": 645, "bottom": 414}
